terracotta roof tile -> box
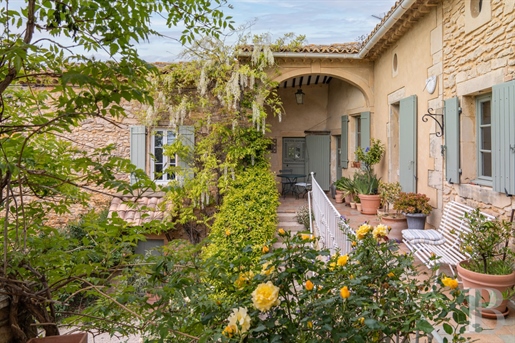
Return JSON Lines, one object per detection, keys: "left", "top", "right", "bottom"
{"left": 239, "top": 42, "right": 361, "bottom": 55}
{"left": 108, "top": 194, "right": 166, "bottom": 226}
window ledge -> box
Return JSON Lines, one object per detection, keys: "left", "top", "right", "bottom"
{"left": 470, "top": 179, "right": 492, "bottom": 187}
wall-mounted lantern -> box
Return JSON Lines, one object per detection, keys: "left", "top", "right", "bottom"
{"left": 295, "top": 89, "right": 304, "bottom": 105}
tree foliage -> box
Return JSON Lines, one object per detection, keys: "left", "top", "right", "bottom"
{"left": 0, "top": 0, "right": 233, "bottom": 340}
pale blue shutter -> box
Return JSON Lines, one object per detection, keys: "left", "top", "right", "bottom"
{"left": 492, "top": 80, "right": 515, "bottom": 195}
{"left": 360, "top": 111, "right": 371, "bottom": 149}
{"left": 178, "top": 125, "right": 195, "bottom": 181}
{"left": 341, "top": 115, "right": 349, "bottom": 168}
{"left": 130, "top": 125, "right": 146, "bottom": 184}
{"left": 444, "top": 97, "right": 460, "bottom": 184}
{"left": 306, "top": 135, "right": 330, "bottom": 190}
{"left": 399, "top": 95, "right": 417, "bottom": 192}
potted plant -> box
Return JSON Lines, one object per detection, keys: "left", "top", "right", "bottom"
{"left": 378, "top": 181, "right": 407, "bottom": 241}
{"left": 354, "top": 139, "right": 385, "bottom": 214}
{"left": 335, "top": 176, "right": 354, "bottom": 206}
{"left": 393, "top": 192, "right": 432, "bottom": 229}
{"left": 456, "top": 209, "right": 515, "bottom": 319}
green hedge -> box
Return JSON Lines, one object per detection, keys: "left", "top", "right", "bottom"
{"left": 203, "top": 163, "right": 279, "bottom": 265}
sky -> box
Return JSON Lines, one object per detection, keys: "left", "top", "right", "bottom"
{"left": 136, "top": 0, "right": 398, "bottom": 62}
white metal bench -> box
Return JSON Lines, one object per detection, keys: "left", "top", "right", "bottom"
{"left": 402, "top": 201, "right": 495, "bottom": 275}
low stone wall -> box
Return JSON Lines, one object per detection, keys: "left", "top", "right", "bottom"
{"left": 0, "top": 294, "right": 12, "bottom": 343}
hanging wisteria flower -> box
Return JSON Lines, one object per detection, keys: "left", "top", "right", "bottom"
{"left": 441, "top": 276, "right": 459, "bottom": 289}
{"left": 252, "top": 281, "right": 281, "bottom": 312}
{"left": 373, "top": 224, "right": 389, "bottom": 239}
{"left": 356, "top": 223, "right": 372, "bottom": 240}
{"left": 227, "top": 307, "right": 251, "bottom": 334}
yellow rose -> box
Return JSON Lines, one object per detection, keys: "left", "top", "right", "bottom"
{"left": 387, "top": 272, "right": 395, "bottom": 278}
{"left": 373, "top": 224, "right": 389, "bottom": 239}
{"left": 356, "top": 224, "right": 372, "bottom": 239}
{"left": 305, "top": 280, "right": 314, "bottom": 291}
{"left": 261, "top": 262, "right": 275, "bottom": 276}
{"left": 301, "top": 233, "right": 313, "bottom": 241}
{"left": 307, "top": 321, "right": 313, "bottom": 328}
{"left": 442, "top": 276, "right": 459, "bottom": 289}
{"left": 235, "top": 271, "right": 254, "bottom": 289}
{"left": 337, "top": 254, "right": 349, "bottom": 266}
{"left": 225, "top": 229, "right": 231, "bottom": 236}
{"left": 359, "top": 317, "right": 365, "bottom": 325}
{"left": 252, "top": 281, "right": 281, "bottom": 312}
{"left": 329, "top": 262, "right": 336, "bottom": 271}
{"left": 222, "top": 324, "right": 236, "bottom": 338}
{"left": 351, "top": 241, "right": 357, "bottom": 247}
{"left": 278, "top": 228, "right": 286, "bottom": 236}
{"left": 262, "top": 245, "right": 269, "bottom": 254}
{"left": 340, "top": 286, "right": 350, "bottom": 299}
{"left": 227, "top": 307, "right": 251, "bottom": 334}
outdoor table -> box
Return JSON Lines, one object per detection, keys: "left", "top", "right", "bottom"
{"left": 277, "top": 173, "right": 306, "bottom": 197}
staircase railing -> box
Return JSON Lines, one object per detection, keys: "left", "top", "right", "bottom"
{"left": 308, "top": 173, "right": 353, "bottom": 255}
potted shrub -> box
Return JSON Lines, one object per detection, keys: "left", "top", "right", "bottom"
{"left": 393, "top": 192, "right": 432, "bottom": 229}
{"left": 378, "top": 181, "right": 407, "bottom": 241}
{"left": 457, "top": 209, "right": 515, "bottom": 319}
{"left": 354, "top": 139, "right": 385, "bottom": 214}
{"left": 335, "top": 176, "right": 354, "bottom": 206}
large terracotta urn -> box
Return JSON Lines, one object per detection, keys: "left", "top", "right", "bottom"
{"left": 358, "top": 194, "right": 381, "bottom": 215}
{"left": 457, "top": 261, "right": 515, "bottom": 319}
{"left": 381, "top": 214, "right": 408, "bottom": 241}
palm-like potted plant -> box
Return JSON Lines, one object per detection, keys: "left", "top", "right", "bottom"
{"left": 457, "top": 209, "right": 515, "bottom": 318}
{"left": 335, "top": 176, "right": 355, "bottom": 206}
{"left": 354, "top": 139, "right": 385, "bottom": 214}
{"left": 393, "top": 192, "right": 432, "bottom": 229}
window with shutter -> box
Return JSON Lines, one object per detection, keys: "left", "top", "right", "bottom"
{"left": 129, "top": 125, "right": 146, "bottom": 185}
{"left": 340, "top": 115, "right": 349, "bottom": 169}
{"left": 151, "top": 129, "right": 177, "bottom": 184}
{"left": 444, "top": 97, "right": 461, "bottom": 184}
{"left": 492, "top": 80, "right": 515, "bottom": 195}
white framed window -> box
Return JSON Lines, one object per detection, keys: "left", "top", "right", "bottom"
{"left": 151, "top": 129, "right": 176, "bottom": 183}
{"left": 355, "top": 115, "right": 362, "bottom": 149}
{"left": 476, "top": 94, "right": 492, "bottom": 184}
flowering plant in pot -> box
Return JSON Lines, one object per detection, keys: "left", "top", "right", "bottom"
{"left": 393, "top": 192, "right": 432, "bottom": 230}
{"left": 378, "top": 181, "right": 407, "bottom": 241}
{"left": 457, "top": 208, "right": 515, "bottom": 318}
{"left": 354, "top": 139, "right": 385, "bottom": 214}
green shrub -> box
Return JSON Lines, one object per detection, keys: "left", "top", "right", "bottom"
{"left": 294, "top": 205, "right": 313, "bottom": 229}
{"left": 202, "top": 163, "right": 279, "bottom": 265}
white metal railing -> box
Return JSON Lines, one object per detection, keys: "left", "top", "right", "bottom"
{"left": 308, "top": 173, "right": 353, "bottom": 255}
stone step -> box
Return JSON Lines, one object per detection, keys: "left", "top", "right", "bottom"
{"left": 277, "top": 212, "right": 297, "bottom": 222}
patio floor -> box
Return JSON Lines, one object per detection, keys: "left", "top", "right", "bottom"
{"left": 278, "top": 194, "right": 515, "bottom": 343}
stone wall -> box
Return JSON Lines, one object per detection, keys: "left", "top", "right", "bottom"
{"left": 441, "top": 0, "right": 515, "bottom": 219}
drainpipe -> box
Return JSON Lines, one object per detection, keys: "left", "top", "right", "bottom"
{"left": 237, "top": 0, "right": 418, "bottom": 60}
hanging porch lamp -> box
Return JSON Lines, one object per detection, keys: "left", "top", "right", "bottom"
{"left": 295, "top": 88, "right": 304, "bottom": 105}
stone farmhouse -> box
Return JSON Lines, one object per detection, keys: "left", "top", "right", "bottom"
{"left": 82, "top": 0, "right": 514, "bottom": 233}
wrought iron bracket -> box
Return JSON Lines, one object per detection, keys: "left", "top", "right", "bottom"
{"left": 422, "top": 108, "right": 444, "bottom": 137}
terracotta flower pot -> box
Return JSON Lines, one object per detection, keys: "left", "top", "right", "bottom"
{"left": 358, "top": 194, "right": 381, "bottom": 215}
{"left": 457, "top": 261, "right": 515, "bottom": 319}
{"left": 381, "top": 214, "right": 408, "bottom": 241}
{"left": 335, "top": 190, "right": 344, "bottom": 203}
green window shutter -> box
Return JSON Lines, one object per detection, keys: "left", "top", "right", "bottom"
{"left": 360, "top": 111, "right": 371, "bottom": 149}
{"left": 444, "top": 97, "right": 460, "bottom": 184}
{"left": 399, "top": 95, "right": 418, "bottom": 192}
{"left": 341, "top": 115, "right": 349, "bottom": 168}
{"left": 129, "top": 125, "right": 146, "bottom": 185}
{"left": 492, "top": 80, "right": 515, "bottom": 195}
{"left": 178, "top": 125, "right": 195, "bottom": 182}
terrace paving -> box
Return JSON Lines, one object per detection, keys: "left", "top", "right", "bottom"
{"left": 278, "top": 194, "right": 515, "bottom": 343}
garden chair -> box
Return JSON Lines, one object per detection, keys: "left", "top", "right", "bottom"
{"left": 294, "top": 172, "right": 315, "bottom": 198}
{"left": 402, "top": 201, "right": 495, "bottom": 276}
